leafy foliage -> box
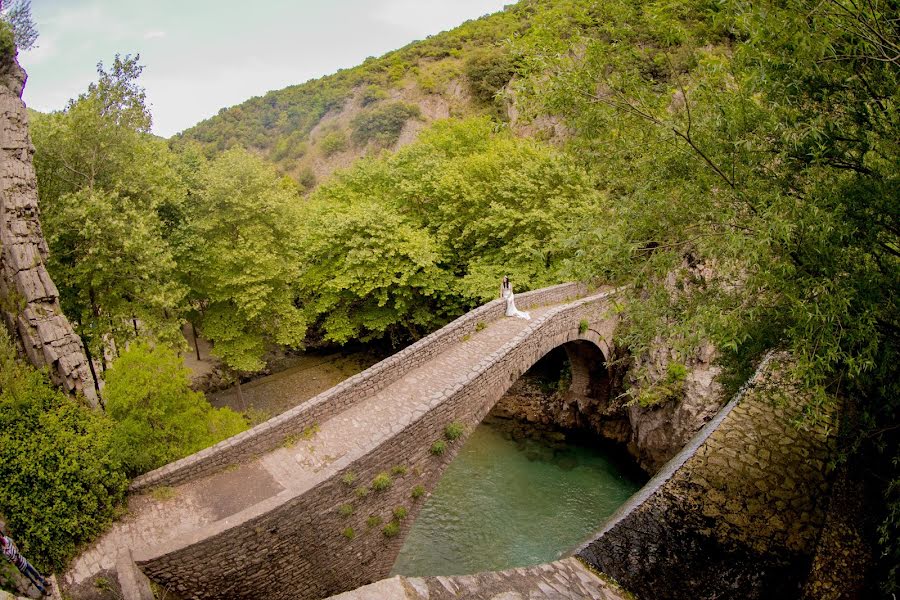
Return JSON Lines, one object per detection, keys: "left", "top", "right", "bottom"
{"left": 350, "top": 102, "right": 420, "bottom": 147}
{"left": 0, "top": 0, "right": 37, "bottom": 53}
{"left": 296, "top": 117, "right": 598, "bottom": 345}
{"left": 465, "top": 47, "right": 516, "bottom": 109}
{"left": 104, "top": 343, "right": 246, "bottom": 475}
{"left": 318, "top": 129, "right": 348, "bottom": 157}
{"left": 175, "top": 147, "right": 306, "bottom": 373}
{"left": 31, "top": 55, "right": 186, "bottom": 367}
{"left": 512, "top": 0, "right": 899, "bottom": 590}
{"left": 0, "top": 329, "right": 127, "bottom": 572}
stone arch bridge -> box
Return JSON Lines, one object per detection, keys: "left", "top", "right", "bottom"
{"left": 65, "top": 283, "right": 625, "bottom": 599}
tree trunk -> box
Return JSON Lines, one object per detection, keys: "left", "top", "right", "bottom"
{"left": 235, "top": 375, "right": 246, "bottom": 412}
{"left": 79, "top": 332, "right": 103, "bottom": 407}
{"left": 191, "top": 322, "right": 201, "bottom": 361}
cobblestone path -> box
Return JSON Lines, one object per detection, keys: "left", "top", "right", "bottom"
{"left": 64, "top": 308, "right": 554, "bottom": 588}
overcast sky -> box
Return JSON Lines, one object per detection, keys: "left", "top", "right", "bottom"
{"left": 19, "top": 0, "right": 509, "bottom": 138}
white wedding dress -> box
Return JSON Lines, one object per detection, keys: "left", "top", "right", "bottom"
{"left": 501, "top": 284, "right": 531, "bottom": 320}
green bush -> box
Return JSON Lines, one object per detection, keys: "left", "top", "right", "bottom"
{"left": 382, "top": 521, "right": 401, "bottom": 537}
{"left": 411, "top": 485, "right": 425, "bottom": 499}
{"left": 390, "top": 464, "right": 407, "bottom": 476}
{"left": 392, "top": 506, "right": 408, "bottom": 520}
{"left": 319, "top": 129, "right": 348, "bottom": 157}
{"left": 342, "top": 526, "right": 355, "bottom": 539}
{"left": 444, "top": 422, "right": 465, "bottom": 441}
{"left": 338, "top": 503, "right": 354, "bottom": 517}
{"left": 366, "top": 515, "right": 382, "bottom": 528}
{"left": 342, "top": 471, "right": 357, "bottom": 486}
{"left": 430, "top": 440, "right": 447, "bottom": 455}
{"left": 578, "top": 319, "right": 589, "bottom": 334}
{"left": 296, "top": 165, "right": 316, "bottom": 192}
{"left": 0, "top": 330, "right": 128, "bottom": 572}
{"left": 361, "top": 85, "right": 388, "bottom": 106}
{"left": 350, "top": 102, "right": 420, "bottom": 147}
{"left": 0, "top": 21, "right": 14, "bottom": 63}
{"left": 372, "top": 472, "right": 392, "bottom": 491}
{"left": 465, "top": 48, "right": 516, "bottom": 105}
{"left": 104, "top": 343, "right": 247, "bottom": 476}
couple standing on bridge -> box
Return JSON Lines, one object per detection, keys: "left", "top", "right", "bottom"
{"left": 501, "top": 276, "right": 531, "bottom": 320}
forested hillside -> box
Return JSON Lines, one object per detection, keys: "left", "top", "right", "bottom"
{"left": 175, "top": 3, "right": 530, "bottom": 187}
{"left": 2, "top": 0, "right": 896, "bottom": 593}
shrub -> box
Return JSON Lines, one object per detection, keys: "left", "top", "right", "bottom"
{"left": 342, "top": 527, "right": 355, "bottom": 540}
{"left": 475, "top": 321, "right": 486, "bottom": 332}
{"left": 465, "top": 48, "right": 516, "bottom": 105}
{"left": 342, "top": 471, "right": 357, "bottom": 486}
{"left": 296, "top": 166, "right": 316, "bottom": 192}
{"left": 578, "top": 319, "right": 589, "bottom": 334}
{"left": 633, "top": 362, "right": 690, "bottom": 407}
{"left": 360, "top": 85, "right": 387, "bottom": 106}
{"left": 382, "top": 522, "right": 401, "bottom": 537}
{"left": 338, "top": 504, "right": 354, "bottom": 517}
{"left": 393, "top": 506, "right": 408, "bottom": 520}
{"left": 350, "top": 102, "right": 420, "bottom": 147}
{"left": 104, "top": 343, "right": 247, "bottom": 476}
{"left": 0, "top": 21, "right": 13, "bottom": 62}
{"left": 444, "top": 422, "right": 464, "bottom": 441}
{"left": 391, "top": 465, "right": 408, "bottom": 476}
{"left": 355, "top": 486, "right": 369, "bottom": 498}
{"left": 0, "top": 330, "right": 128, "bottom": 572}
{"left": 372, "top": 472, "right": 392, "bottom": 491}
{"left": 411, "top": 485, "right": 425, "bottom": 499}
{"left": 319, "top": 129, "right": 348, "bottom": 157}
{"left": 366, "top": 515, "right": 383, "bottom": 528}
{"left": 430, "top": 440, "right": 447, "bottom": 456}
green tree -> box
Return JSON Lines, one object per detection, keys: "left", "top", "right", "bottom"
{"left": 104, "top": 343, "right": 246, "bottom": 476}
{"left": 297, "top": 193, "right": 452, "bottom": 344}
{"left": 296, "top": 117, "right": 598, "bottom": 344}
{"left": 512, "top": 0, "right": 898, "bottom": 589}
{"left": 0, "top": 329, "right": 127, "bottom": 572}
{"left": 31, "top": 55, "right": 186, "bottom": 386}
{"left": 177, "top": 147, "right": 306, "bottom": 373}
{"left": 0, "top": 0, "right": 37, "bottom": 52}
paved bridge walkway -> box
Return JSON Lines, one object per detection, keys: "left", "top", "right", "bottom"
{"left": 65, "top": 304, "right": 555, "bottom": 587}
{"left": 63, "top": 283, "right": 617, "bottom": 599}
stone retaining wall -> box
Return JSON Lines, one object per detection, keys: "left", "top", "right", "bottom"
{"left": 134, "top": 290, "right": 617, "bottom": 599}
{"left": 131, "top": 282, "right": 588, "bottom": 492}
{"left": 577, "top": 352, "right": 835, "bottom": 600}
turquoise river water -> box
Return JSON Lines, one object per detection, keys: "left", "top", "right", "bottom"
{"left": 392, "top": 418, "right": 645, "bottom": 576}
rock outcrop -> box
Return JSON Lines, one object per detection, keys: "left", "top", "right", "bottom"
{"left": 0, "top": 52, "right": 97, "bottom": 405}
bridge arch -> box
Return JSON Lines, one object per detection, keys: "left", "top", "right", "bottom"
{"left": 121, "top": 288, "right": 622, "bottom": 600}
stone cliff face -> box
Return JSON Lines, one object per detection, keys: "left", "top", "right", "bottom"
{"left": 0, "top": 52, "right": 97, "bottom": 405}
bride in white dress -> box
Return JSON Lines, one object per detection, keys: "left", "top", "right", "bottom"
{"left": 500, "top": 276, "right": 531, "bottom": 320}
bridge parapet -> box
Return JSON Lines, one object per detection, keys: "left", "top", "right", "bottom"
{"left": 133, "top": 288, "right": 618, "bottom": 599}
{"left": 131, "top": 282, "right": 588, "bottom": 493}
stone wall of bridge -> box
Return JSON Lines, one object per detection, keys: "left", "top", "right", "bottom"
{"left": 131, "top": 282, "right": 589, "bottom": 492}
{"left": 134, "top": 290, "right": 619, "bottom": 600}
{"left": 577, "top": 352, "right": 835, "bottom": 600}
